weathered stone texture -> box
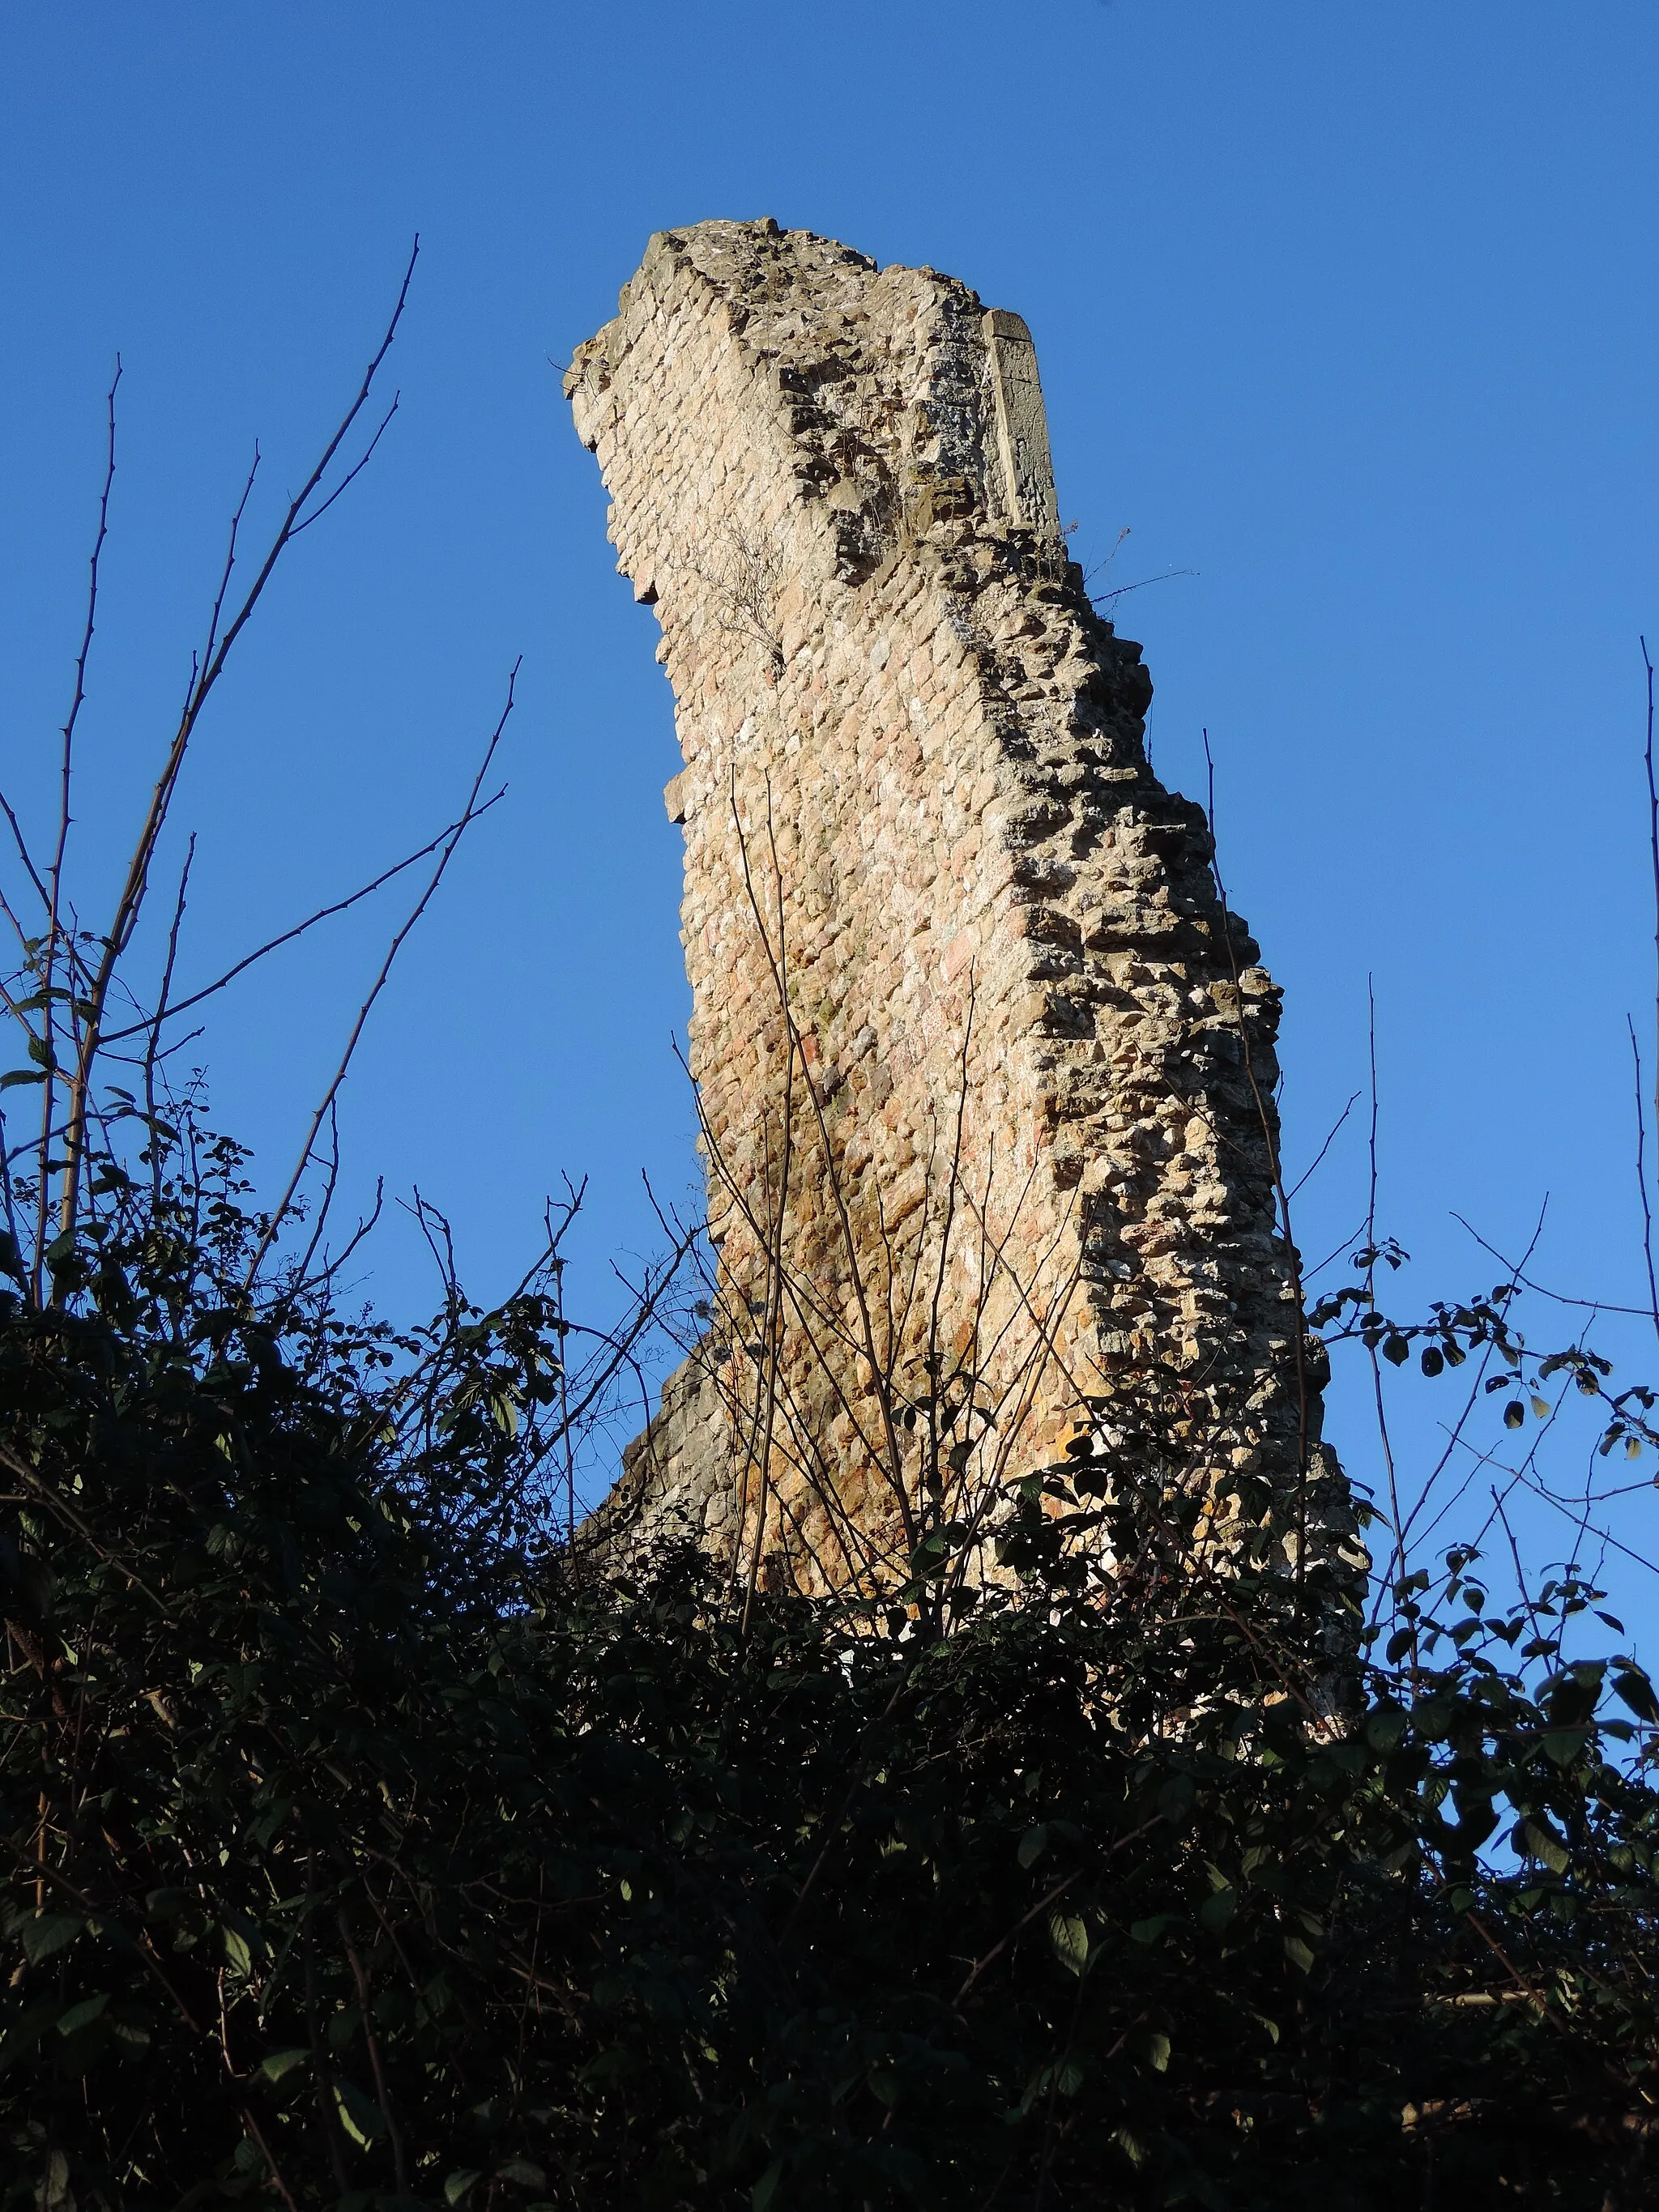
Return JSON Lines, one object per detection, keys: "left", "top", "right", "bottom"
{"left": 567, "top": 219, "right": 1344, "bottom": 1590}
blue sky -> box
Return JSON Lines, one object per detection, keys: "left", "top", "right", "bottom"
{"left": 3, "top": 2, "right": 1657, "bottom": 1602}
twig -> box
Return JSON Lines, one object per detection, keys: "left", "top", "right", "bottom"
{"left": 1286, "top": 1089, "right": 1361, "bottom": 1204}
{"left": 53, "top": 241, "right": 420, "bottom": 1264}
{"left": 290, "top": 1096, "right": 344, "bottom": 1287}
{"left": 1629, "top": 1020, "right": 1659, "bottom": 1352}
{"left": 292, "top": 1178, "right": 385, "bottom": 1302}
{"left": 10, "top": 1852, "right": 303, "bottom": 2211}
{"left": 953, "top": 1870, "right": 1080, "bottom": 2007}
{"left": 554, "top": 1225, "right": 577, "bottom": 1554}
{"left": 1388, "top": 1208, "right": 1547, "bottom": 1579}
{"left": 241, "top": 662, "right": 514, "bottom": 1288}
{"left": 290, "top": 394, "right": 400, "bottom": 535}
{"left": 145, "top": 835, "right": 194, "bottom": 1215}
{"left": 953, "top": 1815, "right": 1166, "bottom": 2009}
{"left": 1090, "top": 566, "right": 1198, "bottom": 610}
{"left": 0, "top": 1438, "right": 175, "bottom": 1620}
{"left": 1642, "top": 636, "right": 1657, "bottom": 1146}
{"left": 337, "top": 1904, "right": 409, "bottom": 2193}
{"left": 36, "top": 360, "right": 122, "bottom": 1281}
{"left": 740, "top": 782, "right": 797, "bottom": 1634}
{"left": 1445, "top": 1211, "right": 1652, "bottom": 1318}
{"left": 729, "top": 781, "right": 915, "bottom": 1547}
{"left": 1492, "top": 1487, "right": 1548, "bottom": 1656}
{"left": 27, "top": 365, "right": 122, "bottom": 1298}
{"left": 1203, "top": 730, "right": 1311, "bottom": 1590}
{"left": 100, "top": 789, "right": 504, "bottom": 1045}
{"left": 0, "top": 788, "right": 49, "bottom": 912}
{"left": 1364, "top": 979, "right": 1405, "bottom": 1607}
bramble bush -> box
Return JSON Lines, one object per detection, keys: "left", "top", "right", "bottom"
{"left": 3, "top": 1104, "right": 1658, "bottom": 2209}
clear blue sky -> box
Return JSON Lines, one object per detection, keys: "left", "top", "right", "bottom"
{"left": 3, "top": 3, "right": 1657, "bottom": 1598}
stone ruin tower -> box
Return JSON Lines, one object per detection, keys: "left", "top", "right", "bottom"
{"left": 567, "top": 220, "right": 1350, "bottom": 1598}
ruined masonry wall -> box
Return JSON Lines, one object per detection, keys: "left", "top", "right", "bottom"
{"left": 567, "top": 220, "right": 1341, "bottom": 1588}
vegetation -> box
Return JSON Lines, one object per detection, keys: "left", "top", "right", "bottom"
{"left": 4, "top": 271, "right": 1658, "bottom": 2207}
{"left": 4, "top": 1129, "right": 1658, "bottom": 2208}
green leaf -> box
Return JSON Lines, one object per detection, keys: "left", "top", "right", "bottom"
{"left": 260, "top": 2048, "right": 309, "bottom": 2083}
{"left": 1157, "top": 1771, "right": 1196, "bottom": 1821}
{"left": 1284, "top": 1935, "right": 1315, "bottom": 1973}
{"left": 752, "top": 2159, "right": 786, "bottom": 2212}
{"left": 333, "top": 2078, "right": 386, "bottom": 2149}
{"left": 1145, "top": 2031, "right": 1171, "bottom": 2073}
{"left": 0, "top": 1068, "right": 48, "bottom": 1089}
{"left": 495, "top": 2163, "right": 547, "bottom": 2188}
{"left": 21, "top": 1913, "right": 84, "bottom": 1964}
{"left": 1503, "top": 1400, "right": 1525, "bottom": 1430}
{"left": 1050, "top": 1912, "right": 1090, "bottom": 1975}
{"left": 1199, "top": 1886, "right": 1237, "bottom": 1934}
{"left": 1521, "top": 1818, "right": 1571, "bottom": 1876}
{"left": 444, "top": 2176, "right": 482, "bottom": 2208}
{"left": 222, "top": 1926, "right": 254, "bottom": 1977}
{"left": 0, "top": 2000, "right": 71, "bottom": 2070}
{"left": 1365, "top": 1707, "right": 1406, "bottom": 1753}
{"left": 1614, "top": 1669, "right": 1659, "bottom": 1724}
{"left": 54, "top": 1994, "right": 109, "bottom": 2038}
{"left": 108, "top": 2015, "right": 151, "bottom": 2057}
{"left": 1017, "top": 1824, "right": 1049, "bottom": 1869}
{"left": 1542, "top": 1728, "right": 1587, "bottom": 1767}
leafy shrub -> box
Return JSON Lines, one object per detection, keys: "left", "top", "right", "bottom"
{"left": 3, "top": 1122, "right": 1657, "bottom": 2209}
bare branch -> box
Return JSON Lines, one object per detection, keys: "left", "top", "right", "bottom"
{"left": 1629, "top": 1019, "right": 1659, "bottom": 1353}
{"left": 46, "top": 356, "right": 122, "bottom": 961}
{"left": 28, "top": 362, "right": 122, "bottom": 1300}
{"left": 241, "top": 660, "right": 515, "bottom": 1288}
{"left": 1203, "top": 727, "right": 1311, "bottom": 1592}
{"left": 0, "top": 786, "right": 50, "bottom": 913}
{"left": 145, "top": 833, "right": 195, "bottom": 1213}
{"left": 53, "top": 239, "right": 421, "bottom": 1264}
{"left": 100, "top": 786, "right": 505, "bottom": 1046}
{"left": 1643, "top": 635, "right": 1657, "bottom": 1145}
{"left": 198, "top": 449, "right": 261, "bottom": 680}
{"left": 289, "top": 394, "right": 400, "bottom": 535}
{"left": 292, "top": 1178, "right": 386, "bottom": 1301}
{"left": 1286, "top": 1089, "right": 1361, "bottom": 1204}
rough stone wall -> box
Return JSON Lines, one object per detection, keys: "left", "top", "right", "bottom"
{"left": 567, "top": 220, "right": 1346, "bottom": 1593}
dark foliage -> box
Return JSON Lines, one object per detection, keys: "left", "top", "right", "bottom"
{"left": 2, "top": 1125, "right": 1658, "bottom": 2210}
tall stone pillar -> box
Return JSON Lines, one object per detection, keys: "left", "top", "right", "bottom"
{"left": 567, "top": 219, "right": 1349, "bottom": 1596}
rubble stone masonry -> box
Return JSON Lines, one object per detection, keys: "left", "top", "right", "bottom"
{"left": 566, "top": 220, "right": 1347, "bottom": 1594}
